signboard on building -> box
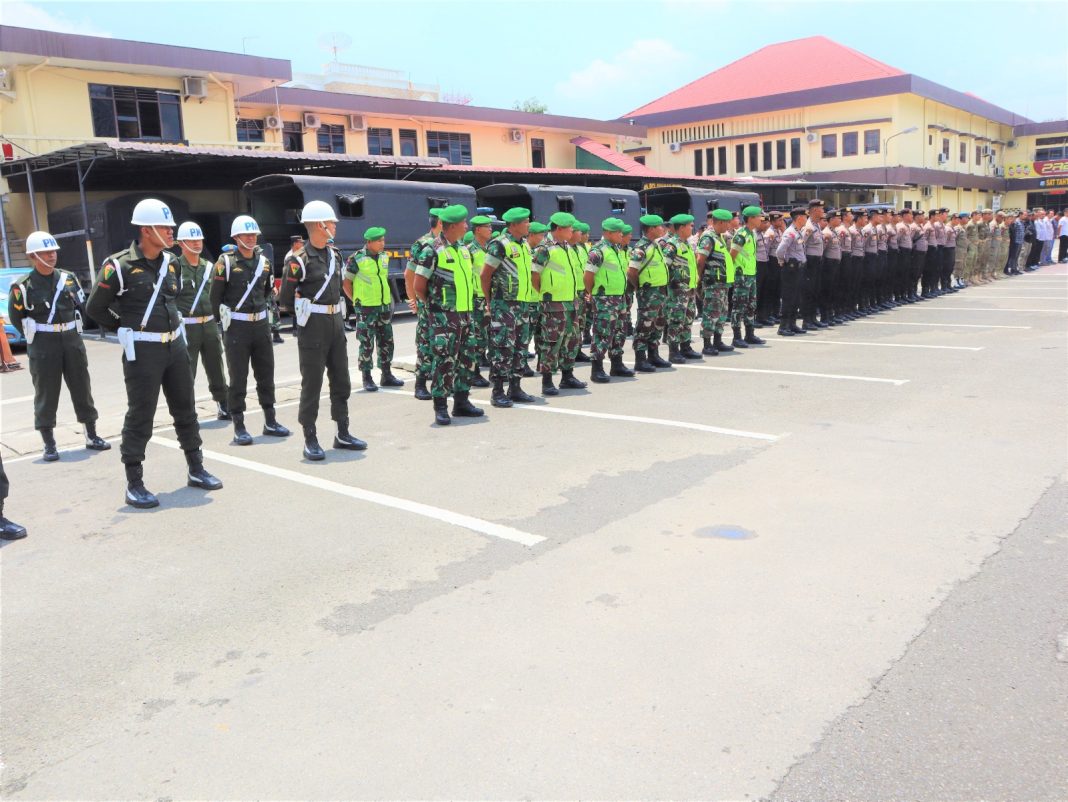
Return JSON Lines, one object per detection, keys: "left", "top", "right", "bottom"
{"left": 1005, "top": 160, "right": 1068, "bottom": 179}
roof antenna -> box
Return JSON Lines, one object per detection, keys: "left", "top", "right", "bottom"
{"left": 316, "top": 33, "right": 352, "bottom": 63}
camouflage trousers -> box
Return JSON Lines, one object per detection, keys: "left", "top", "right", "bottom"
{"left": 488, "top": 299, "right": 525, "bottom": 381}
{"left": 700, "top": 281, "right": 730, "bottom": 337}
{"left": 415, "top": 301, "right": 432, "bottom": 379}
{"left": 954, "top": 245, "right": 967, "bottom": 278}
{"left": 354, "top": 304, "right": 394, "bottom": 371}
{"left": 730, "top": 274, "right": 757, "bottom": 327}
{"left": 428, "top": 309, "right": 474, "bottom": 399}
{"left": 964, "top": 246, "right": 978, "bottom": 281}
{"left": 591, "top": 293, "right": 627, "bottom": 360}
{"left": 565, "top": 296, "right": 587, "bottom": 367}
{"left": 634, "top": 285, "right": 668, "bottom": 353}
{"left": 267, "top": 295, "right": 282, "bottom": 334}
{"left": 470, "top": 296, "right": 489, "bottom": 360}
{"left": 977, "top": 241, "right": 991, "bottom": 277}
{"left": 666, "top": 286, "right": 695, "bottom": 346}
{"left": 536, "top": 302, "right": 573, "bottom": 375}
{"left": 519, "top": 301, "right": 537, "bottom": 356}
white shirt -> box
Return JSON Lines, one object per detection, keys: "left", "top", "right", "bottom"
{"left": 1040, "top": 218, "right": 1055, "bottom": 240}
{"left": 1057, "top": 217, "right": 1068, "bottom": 237}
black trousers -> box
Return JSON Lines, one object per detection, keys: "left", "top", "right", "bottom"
{"left": 922, "top": 248, "right": 940, "bottom": 293}
{"left": 224, "top": 317, "right": 276, "bottom": 415}
{"left": 1026, "top": 240, "right": 1042, "bottom": 267}
{"left": 779, "top": 261, "right": 802, "bottom": 324}
{"left": 897, "top": 250, "right": 913, "bottom": 297}
{"left": 28, "top": 329, "right": 98, "bottom": 431}
{"left": 296, "top": 311, "right": 351, "bottom": 428}
{"left": 821, "top": 258, "right": 840, "bottom": 318}
{"left": 755, "top": 259, "right": 770, "bottom": 319}
{"left": 1005, "top": 241, "right": 1020, "bottom": 272}
{"left": 1059, "top": 235, "right": 1067, "bottom": 262}
{"left": 911, "top": 250, "right": 926, "bottom": 295}
{"left": 121, "top": 338, "right": 201, "bottom": 465}
{"left": 802, "top": 254, "right": 822, "bottom": 321}
{"left": 941, "top": 247, "right": 955, "bottom": 288}
{"left": 184, "top": 321, "right": 228, "bottom": 404}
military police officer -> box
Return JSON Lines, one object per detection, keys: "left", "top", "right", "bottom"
{"left": 343, "top": 225, "right": 404, "bottom": 393}
{"left": 8, "top": 230, "right": 109, "bottom": 461}
{"left": 86, "top": 198, "right": 222, "bottom": 508}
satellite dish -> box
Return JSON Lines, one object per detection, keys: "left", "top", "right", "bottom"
{"left": 317, "top": 32, "right": 352, "bottom": 62}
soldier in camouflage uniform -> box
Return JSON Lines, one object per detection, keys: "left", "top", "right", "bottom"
{"left": 462, "top": 215, "right": 493, "bottom": 387}
{"left": 729, "top": 206, "right": 766, "bottom": 348}
{"left": 627, "top": 214, "right": 672, "bottom": 372}
{"left": 993, "top": 211, "right": 1008, "bottom": 280}
{"left": 343, "top": 226, "right": 404, "bottom": 393}
{"left": 570, "top": 221, "right": 593, "bottom": 363}
{"left": 411, "top": 204, "right": 484, "bottom": 426}
{"left": 659, "top": 212, "right": 702, "bottom": 363}
{"left": 517, "top": 222, "right": 548, "bottom": 378}
{"left": 531, "top": 212, "right": 586, "bottom": 395}
{"left": 976, "top": 210, "right": 993, "bottom": 283}
{"left": 621, "top": 223, "right": 635, "bottom": 338}
{"left": 583, "top": 217, "right": 634, "bottom": 382}
{"left": 405, "top": 208, "right": 444, "bottom": 400}
{"left": 696, "top": 209, "right": 735, "bottom": 354}
{"left": 963, "top": 211, "right": 980, "bottom": 284}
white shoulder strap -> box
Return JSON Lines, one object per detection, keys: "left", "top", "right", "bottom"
{"left": 45, "top": 270, "right": 70, "bottom": 324}
{"left": 112, "top": 259, "right": 126, "bottom": 294}
{"left": 189, "top": 259, "right": 213, "bottom": 313}
{"left": 291, "top": 253, "right": 306, "bottom": 280}
{"left": 233, "top": 254, "right": 267, "bottom": 311}
{"left": 222, "top": 254, "right": 232, "bottom": 280}
{"left": 311, "top": 248, "right": 335, "bottom": 302}
{"left": 138, "top": 251, "right": 172, "bottom": 330}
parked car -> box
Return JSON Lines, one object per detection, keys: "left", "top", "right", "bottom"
{"left": 0, "top": 267, "right": 31, "bottom": 348}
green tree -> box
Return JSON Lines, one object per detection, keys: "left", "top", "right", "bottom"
{"left": 513, "top": 97, "right": 548, "bottom": 114}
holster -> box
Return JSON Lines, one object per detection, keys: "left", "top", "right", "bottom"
{"left": 23, "top": 318, "right": 36, "bottom": 345}
{"left": 117, "top": 327, "right": 136, "bottom": 361}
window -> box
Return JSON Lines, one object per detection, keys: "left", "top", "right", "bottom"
{"left": 427, "top": 130, "right": 472, "bottom": 165}
{"left": 1036, "top": 146, "right": 1066, "bottom": 160}
{"left": 531, "top": 137, "right": 545, "bottom": 169}
{"left": 1036, "top": 135, "right": 1068, "bottom": 146}
{"left": 821, "top": 133, "right": 837, "bottom": 158}
{"left": 942, "top": 138, "right": 950, "bottom": 159}
{"left": 89, "top": 83, "right": 183, "bottom": 141}
{"left": 236, "top": 118, "right": 264, "bottom": 143}
{"left": 864, "top": 130, "right": 880, "bottom": 154}
{"left": 843, "top": 132, "right": 858, "bottom": 157}
{"left": 706, "top": 147, "right": 715, "bottom": 174}
{"left": 975, "top": 145, "right": 982, "bottom": 166}
{"left": 763, "top": 141, "right": 772, "bottom": 171}
{"left": 748, "top": 142, "right": 758, "bottom": 173}
{"left": 367, "top": 127, "right": 394, "bottom": 156}
{"left": 960, "top": 141, "right": 967, "bottom": 163}
{"left": 790, "top": 137, "right": 801, "bottom": 168}
{"left": 776, "top": 139, "right": 786, "bottom": 170}
{"left": 317, "top": 124, "right": 346, "bottom": 154}
{"left": 717, "top": 146, "right": 727, "bottom": 175}
{"left": 735, "top": 144, "right": 745, "bottom": 173}
{"left": 634, "top": 155, "right": 646, "bottom": 165}
{"left": 336, "top": 193, "right": 365, "bottom": 218}
{"left": 929, "top": 134, "right": 933, "bottom": 145}
{"left": 399, "top": 128, "right": 418, "bottom": 157}
{"left": 694, "top": 149, "right": 703, "bottom": 176}
{"left": 282, "top": 121, "right": 303, "bottom": 152}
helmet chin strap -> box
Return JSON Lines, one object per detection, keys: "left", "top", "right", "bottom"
{"left": 148, "top": 225, "right": 171, "bottom": 251}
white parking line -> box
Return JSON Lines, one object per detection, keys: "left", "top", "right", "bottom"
{"left": 774, "top": 339, "right": 984, "bottom": 352}
{"left": 898, "top": 306, "right": 1067, "bottom": 313}
{"left": 850, "top": 320, "right": 1031, "bottom": 330}
{"left": 1, "top": 394, "right": 35, "bottom": 406}
{"left": 151, "top": 436, "right": 545, "bottom": 547}
{"left": 674, "top": 364, "right": 909, "bottom": 385}
{"left": 959, "top": 295, "right": 1068, "bottom": 300}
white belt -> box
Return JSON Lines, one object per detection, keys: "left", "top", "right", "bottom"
{"left": 183, "top": 315, "right": 213, "bottom": 324}
{"left": 231, "top": 310, "right": 268, "bottom": 322}
{"left": 131, "top": 328, "right": 182, "bottom": 343}
{"left": 309, "top": 303, "right": 341, "bottom": 315}
{"left": 35, "top": 321, "right": 78, "bottom": 333}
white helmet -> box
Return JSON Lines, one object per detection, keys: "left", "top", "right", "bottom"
{"left": 231, "top": 215, "right": 261, "bottom": 237}
{"left": 130, "top": 198, "right": 175, "bottom": 226}
{"left": 299, "top": 200, "right": 338, "bottom": 223}
{"left": 25, "top": 230, "right": 61, "bottom": 255}
{"left": 176, "top": 221, "right": 204, "bottom": 241}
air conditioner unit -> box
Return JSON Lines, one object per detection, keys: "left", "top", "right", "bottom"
{"left": 303, "top": 112, "right": 321, "bottom": 129}
{"left": 921, "top": 186, "right": 932, "bottom": 197}
{"left": 668, "top": 142, "right": 682, "bottom": 153}
{"left": 805, "top": 131, "right": 818, "bottom": 143}
{"left": 264, "top": 114, "right": 283, "bottom": 130}
{"left": 937, "top": 153, "right": 948, "bottom": 165}
{"left": 994, "top": 166, "right": 1005, "bottom": 177}
{"left": 0, "top": 69, "right": 12, "bottom": 92}
{"left": 182, "top": 76, "right": 208, "bottom": 98}
{"left": 347, "top": 114, "right": 365, "bottom": 131}
{"left": 509, "top": 129, "right": 525, "bottom": 143}
{"left": 1006, "top": 139, "right": 1017, "bottom": 148}
{"left": 982, "top": 145, "right": 991, "bottom": 156}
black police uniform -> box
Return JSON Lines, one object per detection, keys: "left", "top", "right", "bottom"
{"left": 176, "top": 253, "right": 229, "bottom": 415}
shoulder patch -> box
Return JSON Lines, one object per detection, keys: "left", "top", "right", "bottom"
{"left": 291, "top": 263, "right": 301, "bottom": 275}
{"left": 102, "top": 264, "right": 115, "bottom": 281}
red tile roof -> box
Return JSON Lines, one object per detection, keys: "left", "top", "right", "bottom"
{"left": 570, "top": 137, "right": 649, "bottom": 173}
{"left": 626, "top": 36, "right": 904, "bottom": 118}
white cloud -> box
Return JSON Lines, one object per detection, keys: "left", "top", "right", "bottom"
{"left": 554, "top": 38, "right": 690, "bottom": 102}
{"left": 2, "top": 1, "right": 112, "bottom": 37}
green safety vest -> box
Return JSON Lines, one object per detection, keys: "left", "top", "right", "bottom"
{"left": 499, "top": 236, "right": 534, "bottom": 302}
{"left": 591, "top": 241, "right": 627, "bottom": 296}
{"left": 469, "top": 243, "right": 486, "bottom": 298}
{"left": 540, "top": 242, "right": 578, "bottom": 302}
{"left": 678, "top": 239, "right": 698, "bottom": 289}
{"left": 733, "top": 229, "right": 757, "bottom": 276}
{"left": 349, "top": 251, "right": 392, "bottom": 307}
{"left": 571, "top": 242, "right": 589, "bottom": 298}
{"left": 431, "top": 242, "right": 474, "bottom": 312}
{"left": 712, "top": 234, "right": 736, "bottom": 284}
{"left": 636, "top": 240, "right": 668, "bottom": 288}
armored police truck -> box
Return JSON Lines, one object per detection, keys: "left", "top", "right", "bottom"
{"left": 639, "top": 186, "right": 761, "bottom": 221}
{"left": 475, "top": 184, "right": 641, "bottom": 238}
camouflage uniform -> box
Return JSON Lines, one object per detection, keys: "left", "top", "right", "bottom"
{"left": 696, "top": 230, "right": 732, "bottom": 337}
{"left": 954, "top": 224, "right": 968, "bottom": 278}
{"left": 659, "top": 231, "right": 696, "bottom": 347}
{"left": 343, "top": 247, "right": 394, "bottom": 372}
{"left": 407, "top": 232, "right": 435, "bottom": 378}
{"left": 978, "top": 217, "right": 993, "bottom": 280}
{"left": 484, "top": 231, "right": 533, "bottom": 381}
{"left": 964, "top": 218, "right": 979, "bottom": 283}
{"left": 730, "top": 227, "right": 757, "bottom": 328}
{"left": 412, "top": 234, "right": 475, "bottom": 399}
{"left": 563, "top": 241, "right": 588, "bottom": 371}
{"left": 531, "top": 233, "right": 580, "bottom": 375}
{"left": 628, "top": 235, "right": 669, "bottom": 355}
{"left": 584, "top": 240, "right": 628, "bottom": 360}
{"left": 467, "top": 238, "right": 490, "bottom": 360}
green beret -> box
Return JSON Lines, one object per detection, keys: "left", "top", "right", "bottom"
{"left": 639, "top": 213, "right": 664, "bottom": 227}
{"left": 669, "top": 213, "right": 695, "bottom": 225}
{"left": 621, "top": 223, "right": 633, "bottom": 234}
{"left": 549, "top": 211, "right": 576, "bottom": 227}
{"left": 741, "top": 205, "right": 764, "bottom": 218}
{"left": 529, "top": 221, "right": 550, "bottom": 234}
{"left": 574, "top": 221, "right": 590, "bottom": 233}
{"left": 501, "top": 207, "right": 531, "bottom": 223}
{"left": 462, "top": 231, "right": 474, "bottom": 244}
{"left": 437, "top": 204, "right": 469, "bottom": 224}
{"left": 711, "top": 209, "right": 733, "bottom": 221}
{"left": 429, "top": 207, "right": 446, "bottom": 218}
{"left": 363, "top": 226, "right": 386, "bottom": 241}
{"left": 601, "top": 217, "right": 625, "bottom": 232}
{"left": 469, "top": 215, "right": 493, "bottom": 226}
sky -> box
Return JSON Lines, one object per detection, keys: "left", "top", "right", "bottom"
{"left": 5, "top": 0, "right": 1067, "bottom": 123}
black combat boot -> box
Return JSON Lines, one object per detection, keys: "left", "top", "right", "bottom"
{"left": 508, "top": 379, "right": 535, "bottom": 403}
{"left": 609, "top": 355, "right": 636, "bottom": 376}
{"left": 262, "top": 407, "right": 290, "bottom": 437}
{"left": 302, "top": 425, "right": 325, "bottom": 460}
{"left": 559, "top": 369, "right": 587, "bottom": 389}
{"left": 413, "top": 375, "right": 432, "bottom": 400}
{"left": 452, "top": 391, "right": 484, "bottom": 417}
{"left": 469, "top": 368, "right": 490, "bottom": 388}
{"left": 541, "top": 373, "right": 559, "bottom": 396}
{"left": 791, "top": 323, "right": 807, "bottom": 334}
{"left": 731, "top": 326, "right": 749, "bottom": 349}
{"left": 668, "top": 344, "right": 687, "bottom": 364}
{"left": 125, "top": 463, "right": 159, "bottom": 509}
{"left": 744, "top": 324, "right": 766, "bottom": 345}
{"left": 84, "top": 421, "right": 110, "bottom": 451}
{"left": 380, "top": 365, "right": 404, "bottom": 387}
{"left": 680, "top": 342, "right": 703, "bottom": 360}
{"left": 777, "top": 324, "right": 795, "bottom": 336}
{"left": 41, "top": 428, "right": 59, "bottom": 462}
{"left": 334, "top": 421, "right": 368, "bottom": 450}
{"left": 186, "top": 450, "right": 223, "bottom": 490}
{"left": 714, "top": 332, "right": 734, "bottom": 352}
{"left": 491, "top": 378, "right": 513, "bottom": 407}
{"left": 231, "top": 413, "right": 253, "bottom": 446}
{"left": 216, "top": 400, "right": 232, "bottom": 421}
{"left": 362, "top": 369, "right": 378, "bottom": 392}
{"left": 590, "top": 359, "right": 610, "bottom": 383}
{"left": 633, "top": 350, "right": 656, "bottom": 373}
{"left": 702, "top": 336, "right": 719, "bottom": 356}
{"left": 649, "top": 347, "right": 672, "bottom": 368}
{"left": 522, "top": 362, "right": 536, "bottom": 378}
{"left": 574, "top": 350, "right": 592, "bottom": 363}
{"left": 433, "top": 397, "right": 452, "bottom": 425}
{"left": 272, "top": 330, "right": 284, "bottom": 344}
{"left": 0, "top": 501, "right": 27, "bottom": 541}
